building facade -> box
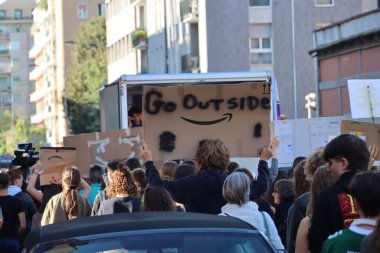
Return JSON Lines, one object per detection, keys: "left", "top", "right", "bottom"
{"left": 29, "top": 0, "right": 105, "bottom": 146}
{"left": 310, "top": 9, "right": 380, "bottom": 117}
{"left": 0, "top": 0, "right": 36, "bottom": 122}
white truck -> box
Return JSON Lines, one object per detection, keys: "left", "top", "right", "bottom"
{"left": 99, "top": 71, "right": 273, "bottom": 132}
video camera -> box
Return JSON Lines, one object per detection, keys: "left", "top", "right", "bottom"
{"left": 12, "top": 143, "right": 39, "bottom": 168}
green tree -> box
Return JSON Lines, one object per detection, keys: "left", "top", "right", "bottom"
{"left": 66, "top": 16, "right": 107, "bottom": 134}
{"left": 0, "top": 116, "right": 46, "bottom": 155}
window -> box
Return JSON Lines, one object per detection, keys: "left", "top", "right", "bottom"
{"left": 0, "top": 76, "right": 8, "bottom": 85}
{"left": 249, "top": 0, "right": 270, "bottom": 6}
{"left": 315, "top": 0, "right": 334, "bottom": 6}
{"left": 77, "top": 4, "right": 88, "bottom": 19}
{"left": 12, "top": 76, "right": 21, "bottom": 85}
{"left": 0, "top": 10, "right": 5, "bottom": 20}
{"left": 98, "top": 3, "right": 106, "bottom": 16}
{"left": 10, "top": 41, "right": 20, "bottom": 50}
{"left": 15, "top": 9, "right": 23, "bottom": 19}
{"left": 12, "top": 58, "right": 21, "bottom": 68}
{"left": 250, "top": 37, "right": 272, "bottom": 65}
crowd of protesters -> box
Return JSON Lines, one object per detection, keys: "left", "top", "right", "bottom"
{"left": 0, "top": 134, "right": 379, "bottom": 253}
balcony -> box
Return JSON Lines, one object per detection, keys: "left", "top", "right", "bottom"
{"left": 181, "top": 53, "right": 199, "bottom": 73}
{"left": 0, "top": 49, "right": 9, "bottom": 55}
{"left": 180, "top": 0, "right": 198, "bottom": 23}
{"left": 132, "top": 28, "right": 147, "bottom": 50}
{"left": 30, "top": 85, "right": 53, "bottom": 103}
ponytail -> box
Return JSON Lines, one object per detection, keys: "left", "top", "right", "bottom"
{"left": 62, "top": 166, "right": 81, "bottom": 220}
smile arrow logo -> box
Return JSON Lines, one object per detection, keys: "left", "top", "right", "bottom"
{"left": 180, "top": 113, "right": 233, "bottom": 125}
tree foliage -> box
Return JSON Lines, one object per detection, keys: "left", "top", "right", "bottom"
{"left": 0, "top": 110, "right": 46, "bottom": 155}
{"left": 66, "top": 16, "right": 107, "bottom": 134}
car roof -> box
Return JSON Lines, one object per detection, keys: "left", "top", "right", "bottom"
{"left": 26, "top": 212, "right": 257, "bottom": 249}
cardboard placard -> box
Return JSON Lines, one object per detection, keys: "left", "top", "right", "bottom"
{"left": 39, "top": 147, "right": 77, "bottom": 186}
{"left": 347, "top": 79, "right": 380, "bottom": 119}
{"left": 63, "top": 128, "right": 144, "bottom": 177}
{"left": 143, "top": 82, "right": 271, "bottom": 161}
{"left": 340, "top": 120, "right": 380, "bottom": 160}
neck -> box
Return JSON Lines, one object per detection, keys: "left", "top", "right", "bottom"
{"left": 0, "top": 188, "right": 8, "bottom": 196}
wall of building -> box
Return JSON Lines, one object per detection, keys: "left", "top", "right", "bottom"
{"left": 272, "top": 0, "right": 363, "bottom": 119}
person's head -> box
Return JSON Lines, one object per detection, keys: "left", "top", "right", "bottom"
{"left": 89, "top": 165, "right": 103, "bottom": 184}
{"left": 222, "top": 172, "right": 250, "bottom": 206}
{"left": 107, "top": 160, "right": 125, "bottom": 182}
{"left": 227, "top": 161, "right": 240, "bottom": 174}
{"left": 324, "top": 134, "right": 370, "bottom": 181}
{"left": 8, "top": 169, "right": 24, "bottom": 188}
{"left": 195, "top": 139, "right": 230, "bottom": 172}
{"left": 292, "top": 160, "right": 310, "bottom": 198}
{"left": 174, "top": 163, "right": 196, "bottom": 180}
{"left": 0, "top": 172, "right": 10, "bottom": 189}
{"left": 109, "top": 166, "right": 137, "bottom": 197}
{"left": 62, "top": 166, "right": 82, "bottom": 220}
{"left": 132, "top": 168, "right": 148, "bottom": 194}
{"left": 305, "top": 147, "right": 325, "bottom": 181}
{"left": 306, "top": 165, "right": 334, "bottom": 216}
{"left": 273, "top": 179, "right": 293, "bottom": 205}
{"left": 126, "top": 157, "right": 141, "bottom": 171}
{"left": 288, "top": 156, "right": 306, "bottom": 179}
{"left": 128, "top": 106, "right": 142, "bottom": 124}
{"left": 141, "top": 187, "right": 176, "bottom": 212}
{"left": 181, "top": 160, "right": 195, "bottom": 166}
{"left": 234, "top": 168, "right": 254, "bottom": 182}
{"left": 349, "top": 171, "right": 380, "bottom": 218}
{"left": 160, "top": 161, "right": 178, "bottom": 180}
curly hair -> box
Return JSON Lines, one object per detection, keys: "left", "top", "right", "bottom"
{"left": 195, "top": 139, "right": 230, "bottom": 172}
{"left": 305, "top": 147, "right": 325, "bottom": 181}
{"left": 109, "top": 167, "right": 137, "bottom": 197}
{"left": 292, "top": 160, "right": 310, "bottom": 198}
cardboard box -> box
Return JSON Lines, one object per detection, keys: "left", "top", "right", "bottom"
{"left": 63, "top": 128, "right": 144, "bottom": 176}
{"left": 142, "top": 82, "right": 271, "bottom": 161}
{"left": 340, "top": 120, "right": 380, "bottom": 160}
{"left": 39, "top": 147, "right": 77, "bottom": 186}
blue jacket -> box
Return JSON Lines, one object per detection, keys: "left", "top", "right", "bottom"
{"left": 145, "top": 160, "right": 270, "bottom": 214}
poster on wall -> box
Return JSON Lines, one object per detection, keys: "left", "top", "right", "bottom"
{"left": 142, "top": 82, "right": 271, "bottom": 161}
{"left": 348, "top": 79, "right": 380, "bottom": 119}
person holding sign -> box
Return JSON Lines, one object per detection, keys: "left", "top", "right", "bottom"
{"left": 140, "top": 139, "right": 273, "bottom": 215}
{"left": 128, "top": 106, "right": 143, "bottom": 128}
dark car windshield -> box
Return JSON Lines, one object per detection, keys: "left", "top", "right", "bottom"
{"left": 36, "top": 230, "right": 275, "bottom": 253}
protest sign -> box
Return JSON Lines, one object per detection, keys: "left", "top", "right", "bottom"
{"left": 142, "top": 82, "right": 271, "bottom": 161}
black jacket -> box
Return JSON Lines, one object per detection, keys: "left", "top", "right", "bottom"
{"left": 275, "top": 191, "right": 295, "bottom": 247}
{"left": 307, "top": 171, "right": 360, "bottom": 253}
{"left": 286, "top": 192, "right": 310, "bottom": 253}
{"left": 145, "top": 160, "right": 269, "bottom": 214}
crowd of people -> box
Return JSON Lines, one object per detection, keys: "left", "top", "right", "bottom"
{"left": 0, "top": 134, "right": 379, "bottom": 253}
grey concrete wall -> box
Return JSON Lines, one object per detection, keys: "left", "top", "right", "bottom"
{"left": 273, "top": 0, "right": 363, "bottom": 119}
{"left": 204, "top": 0, "right": 250, "bottom": 72}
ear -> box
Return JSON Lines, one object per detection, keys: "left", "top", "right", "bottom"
{"left": 341, "top": 157, "right": 349, "bottom": 170}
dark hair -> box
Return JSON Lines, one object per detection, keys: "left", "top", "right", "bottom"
{"left": 62, "top": 166, "right": 81, "bottom": 220}
{"left": 109, "top": 167, "right": 137, "bottom": 197}
{"left": 195, "top": 139, "right": 230, "bottom": 172}
{"left": 128, "top": 106, "right": 142, "bottom": 117}
{"left": 39, "top": 184, "right": 62, "bottom": 213}
{"left": 227, "top": 162, "right": 240, "bottom": 174}
{"left": 181, "top": 160, "right": 195, "bottom": 166}
{"left": 107, "top": 160, "right": 124, "bottom": 173}
{"left": 141, "top": 187, "right": 176, "bottom": 211}
{"left": 324, "top": 134, "right": 370, "bottom": 172}
{"left": 126, "top": 157, "right": 141, "bottom": 171}
{"left": 234, "top": 168, "right": 254, "bottom": 182}
{"left": 8, "top": 169, "right": 23, "bottom": 184}
{"left": 0, "top": 172, "right": 10, "bottom": 189}
{"left": 292, "top": 160, "right": 310, "bottom": 198}
{"left": 350, "top": 171, "right": 380, "bottom": 217}
{"left": 274, "top": 179, "right": 293, "bottom": 201}
{"left": 132, "top": 168, "right": 148, "bottom": 193}
{"left": 174, "top": 164, "right": 196, "bottom": 180}
{"left": 89, "top": 165, "right": 103, "bottom": 184}
{"left": 288, "top": 156, "right": 306, "bottom": 179}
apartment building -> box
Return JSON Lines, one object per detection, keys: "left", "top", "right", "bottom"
{"left": 29, "top": 0, "right": 105, "bottom": 146}
{"left": 106, "top": 0, "right": 379, "bottom": 118}
{"left": 310, "top": 9, "right": 380, "bottom": 117}
{"left": 0, "top": 0, "right": 35, "bottom": 122}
